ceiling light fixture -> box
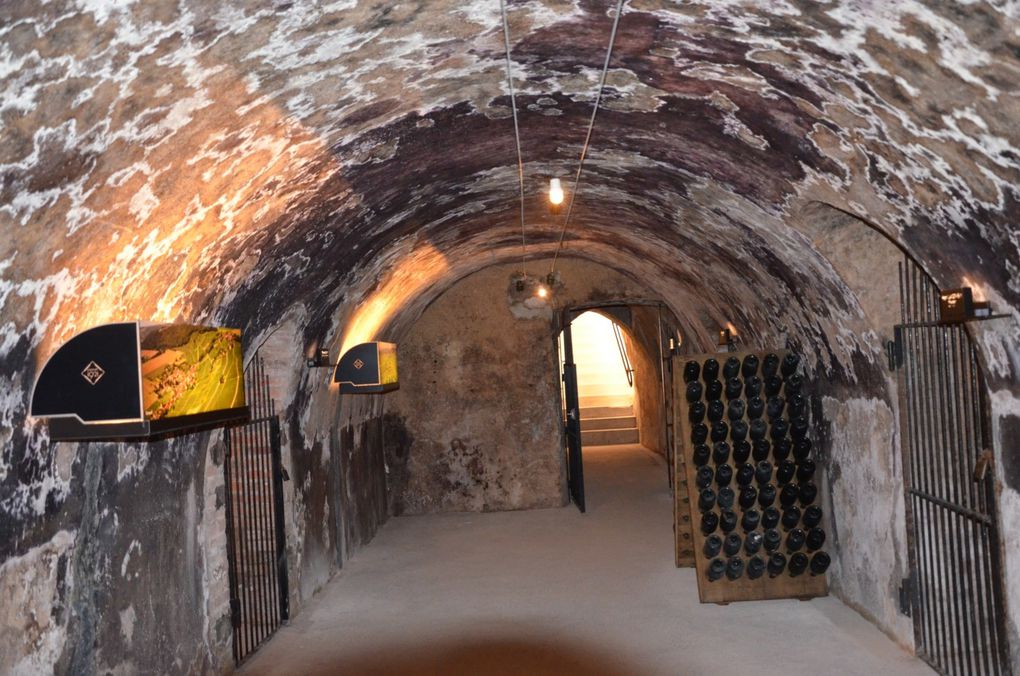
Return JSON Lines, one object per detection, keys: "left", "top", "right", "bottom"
{"left": 549, "top": 177, "right": 564, "bottom": 209}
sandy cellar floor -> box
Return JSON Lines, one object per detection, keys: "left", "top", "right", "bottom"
{"left": 241, "top": 444, "right": 932, "bottom": 676}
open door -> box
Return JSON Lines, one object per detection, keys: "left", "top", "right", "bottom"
{"left": 561, "top": 310, "right": 586, "bottom": 512}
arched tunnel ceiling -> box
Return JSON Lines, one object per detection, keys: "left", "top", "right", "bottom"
{"left": 1, "top": 0, "right": 1019, "bottom": 431}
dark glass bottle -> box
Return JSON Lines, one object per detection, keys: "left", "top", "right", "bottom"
{"left": 701, "top": 512, "right": 719, "bottom": 535}
{"left": 730, "top": 420, "right": 748, "bottom": 442}
{"left": 755, "top": 461, "right": 773, "bottom": 485}
{"left": 725, "top": 377, "right": 743, "bottom": 401}
{"left": 781, "top": 353, "right": 800, "bottom": 377}
{"left": 764, "top": 375, "right": 783, "bottom": 397}
{"left": 698, "top": 488, "right": 717, "bottom": 512}
{"left": 707, "top": 400, "right": 725, "bottom": 423}
{"left": 738, "top": 485, "right": 758, "bottom": 509}
{"left": 788, "top": 552, "right": 809, "bottom": 577}
{"left": 702, "top": 358, "right": 720, "bottom": 383}
{"left": 706, "top": 380, "right": 723, "bottom": 401}
{"left": 719, "top": 510, "right": 738, "bottom": 533}
{"left": 696, "top": 466, "right": 714, "bottom": 489}
{"left": 773, "top": 438, "right": 792, "bottom": 462}
{"left": 747, "top": 396, "right": 765, "bottom": 420}
{"left": 752, "top": 439, "right": 771, "bottom": 462}
{"left": 744, "top": 530, "right": 764, "bottom": 555}
{"left": 683, "top": 360, "right": 701, "bottom": 383}
{"left": 776, "top": 460, "right": 796, "bottom": 485}
{"left": 688, "top": 402, "right": 706, "bottom": 424}
{"left": 766, "top": 396, "right": 786, "bottom": 420}
{"left": 790, "top": 415, "right": 809, "bottom": 440}
{"left": 770, "top": 419, "right": 789, "bottom": 441}
{"left": 715, "top": 464, "right": 733, "bottom": 487}
{"left": 782, "top": 506, "right": 802, "bottom": 530}
{"left": 786, "top": 528, "right": 806, "bottom": 552}
{"left": 788, "top": 393, "right": 807, "bottom": 417}
{"left": 793, "top": 438, "right": 812, "bottom": 461}
{"left": 723, "top": 533, "right": 742, "bottom": 556}
{"left": 762, "top": 353, "right": 780, "bottom": 378}
{"left": 732, "top": 440, "right": 751, "bottom": 464}
{"left": 723, "top": 356, "right": 741, "bottom": 380}
{"left": 802, "top": 505, "right": 823, "bottom": 529}
{"left": 743, "top": 375, "right": 762, "bottom": 399}
{"left": 806, "top": 528, "right": 826, "bottom": 551}
{"left": 798, "top": 482, "right": 818, "bottom": 506}
{"left": 717, "top": 486, "right": 735, "bottom": 510}
{"left": 713, "top": 442, "right": 731, "bottom": 465}
{"left": 810, "top": 551, "right": 831, "bottom": 576}
{"left": 703, "top": 534, "right": 722, "bottom": 558}
{"left": 779, "top": 483, "right": 799, "bottom": 508}
{"left": 761, "top": 507, "right": 780, "bottom": 530}
{"left": 691, "top": 423, "right": 708, "bottom": 445}
{"left": 692, "top": 444, "right": 711, "bottom": 467}
{"left": 741, "top": 509, "right": 761, "bottom": 532}
{"left": 747, "top": 555, "right": 766, "bottom": 579}
{"left": 736, "top": 463, "right": 755, "bottom": 487}
{"left": 742, "top": 354, "right": 760, "bottom": 378}
{"left": 763, "top": 529, "right": 782, "bottom": 553}
{"left": 685, "top": 381, "right": 703, "bottom": 403}
{"left": 749, "top": 419, "right": 767, "bottom": 442}
{"left": 726, "top": 556, "right": 745, "bottom": 581}
{"left": 767, "top": 552, "right": 787, "bottom": 578}
{"left": 757, "top": 484, "right": 777, "bottom": 508}
{"left": 711, "top": 422, "right": 729, "bottom": 443}
{"left": 727, "top": 399, "right": 746, "bottom": 421}
{"left": 797, "top": 459, "right": 816, "bottom": 483}
{"left": 707, "top": 558, "right": 726, "bottom": 582}
{"left": 784, "top": 374, "right": 803, "bottom": 395}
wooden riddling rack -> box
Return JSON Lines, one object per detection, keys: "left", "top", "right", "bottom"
{"left": 673, "top": 349, "right": 829, "bottom": 603}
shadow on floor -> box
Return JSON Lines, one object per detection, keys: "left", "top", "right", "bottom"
{"left": 247, "top": 635, "right": 647, "bottom": 676}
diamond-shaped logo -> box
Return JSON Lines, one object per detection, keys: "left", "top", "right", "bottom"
{"left": 81, "top": 361, "right": 105, "bottom": 385}
{"left": 353, "top": 358, "right": 364, "bottom": 370}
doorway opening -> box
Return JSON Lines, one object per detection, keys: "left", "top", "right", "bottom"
{"left": 567, "top": 310, "right": 638, "bottom": 445}
{"left": 558, "top": 303, "right": 676, "bottom": 512}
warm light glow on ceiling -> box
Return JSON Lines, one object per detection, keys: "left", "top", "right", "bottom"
{"left": 962, "top": 276, "right": 986, "bottom": 302}
{"left": 337, "top": 243, "right": 451, "bottom": 357}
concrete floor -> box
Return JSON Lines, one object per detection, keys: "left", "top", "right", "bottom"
{"left": 242, "top": 445, "right": 933, "bottom": 676}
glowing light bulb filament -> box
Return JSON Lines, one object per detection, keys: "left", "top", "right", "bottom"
{"left": 549, "top": 178, "right": 564, "bottom": 206}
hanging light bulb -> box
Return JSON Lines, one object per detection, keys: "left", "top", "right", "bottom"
{"left": 536, "top": 285, "right": 549, "bottom": 299}
{"left": 548, "top": 178, "right": 564, "bottom": 206}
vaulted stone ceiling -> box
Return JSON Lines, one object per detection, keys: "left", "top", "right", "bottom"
{"left": 1, "top": 0, "right": 1019, "bottom": 456}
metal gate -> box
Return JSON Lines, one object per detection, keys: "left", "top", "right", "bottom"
{"left": 895, "top": 257, "right": 1011, "bottom": 675}
{"left": 223, "top": 355, "right": 290, "bottom": 664}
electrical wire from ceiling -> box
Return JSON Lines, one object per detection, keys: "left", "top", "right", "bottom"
{"left": 549, "top": 0, "right": 626, "bottom": 276}
{"left": 499, "top": 0, "right": 529, "bottom": 278}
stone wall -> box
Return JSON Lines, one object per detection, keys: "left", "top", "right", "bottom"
{"left": 383, "top": 258, "right": 665, "bottom": 515}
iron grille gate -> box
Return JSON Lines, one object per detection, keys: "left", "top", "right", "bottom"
{"left": 896, "top": 257, "right": 1011, "bottom": 675}
{"left": 223, "top": 355, "right": 290, "bottom": 664}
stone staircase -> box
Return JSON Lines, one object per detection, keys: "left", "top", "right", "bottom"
{"left": 581, "top": 404, "right": 640, "bottom": 446}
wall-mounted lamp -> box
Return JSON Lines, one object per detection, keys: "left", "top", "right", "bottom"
{"left": 333, "top": 341, "right": 399, "bottom": 394}
{"left": 306, "top": 347, "right": 331, "bottom": 368}
{"left": 718, "top": 328, "right": 737, "bottom": 352}
{"left": 549, "top": 178, "right": 564, "bottom": 214}
{"left": 939, "top": 287, "right": 993, "bottom": 323}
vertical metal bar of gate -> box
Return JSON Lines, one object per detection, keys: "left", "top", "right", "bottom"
{"left": 224, "top": 354, "right": 290, "bottom": 664}
{"left": 896, "top": 257, "right": 1011, "bottom": 676}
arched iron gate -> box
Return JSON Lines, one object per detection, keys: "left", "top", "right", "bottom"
{"left": 895, "top": 256, "right": 1011, "bottom": 675}
{"left": 223, "top": 354, "right": 290, "bottom": 664}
